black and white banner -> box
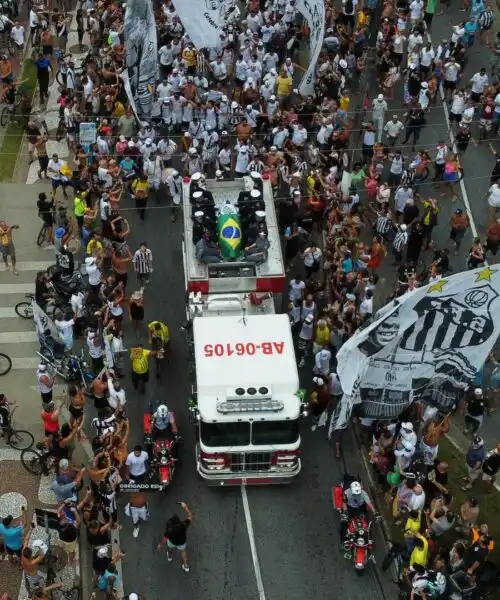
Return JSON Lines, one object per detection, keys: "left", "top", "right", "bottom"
{"left": 171, "top": 0, "right": 223, "bottom": 49}
{"left": 333, "top": 267, "right": 500, "bottom": 429}
{"left": 296, "top": 0, "right": 325, "bottom": 95}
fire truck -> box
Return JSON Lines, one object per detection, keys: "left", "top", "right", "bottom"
{"left": 181, "top": 174, "right": 307, "bottom": 485}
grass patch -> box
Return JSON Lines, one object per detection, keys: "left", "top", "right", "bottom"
{"left": 0, "top": 58, "right": 37, "bottom": 181}
{"left": 372, "top": 437, "right": 500, "bottom": 599}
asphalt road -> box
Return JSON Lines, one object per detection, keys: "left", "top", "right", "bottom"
{"left": 113, "top": 196, "right": 397, "bottom": 599}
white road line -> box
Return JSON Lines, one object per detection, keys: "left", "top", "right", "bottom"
{"left": 9, "top": 261, "right": 54, "bottom": 272}
{"left": 11, "top": 357, "right": 40, "bottom": 370}
{"left": 0, "top": 283, "right": 34, "bottom": 294}
{"left": 241, "top": 486, "right": 266, "bottom": 600}
{"left": 0, "top": 307, "right": 20, "bottom": 318}
{"left": 0, "top": 331, "right": 38, "bottom": 343}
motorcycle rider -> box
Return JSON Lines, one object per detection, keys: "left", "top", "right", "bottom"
{"left": 341, "top": 481, "right": 378, "bottom": 541}
{"left": 152, "top": 404, "right": 179, "bottom": 439}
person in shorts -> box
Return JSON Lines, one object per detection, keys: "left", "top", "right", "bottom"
{"left": 481, "top": 443, "right": 500, "bottom": 489}
{"left": 0, "top": 509, "right": 26, "bottom": 564}
{"left": 157, "top": 502, "right": 193, "bottom": 572}
{"left": 0, "top": 220, "right": 19, "bottom": 274}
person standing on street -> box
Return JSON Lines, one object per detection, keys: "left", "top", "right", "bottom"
{"left": 36, "top": 363, "right": 55, "bottom": 405}
{"left": 130, "top": 344, "right": 155, "bottom": 393}
{"left": 157, "top": 502, "right": 193, "bottom": 573}
{"left": 372, "top": 94, "right": 388, "bottom": 143}
{"left": 133, "top": 242, "right": 153, "bottom": 286}
{"left": 449, "top": 208, "right": 470, "bottom": 254}
{"left": 0, "top": 220, "right": 19, "bottom": 274}
{"left": 125, "top": 445, "right": 149, "bottom": 483}
{"left": 125, "top": 492, "right": 149, "bottom": 538}
{"left": 392, "top": 223, "right": 409, "bottom": 265}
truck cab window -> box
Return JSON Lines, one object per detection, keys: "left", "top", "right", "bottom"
{"left": 251, "top": 420, "right": 300, "bottom": 445}
{"left": 200, "top": 422, "right": 250, "bottom": 447}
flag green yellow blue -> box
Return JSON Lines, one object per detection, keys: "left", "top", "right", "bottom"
{"left": 217, "top": 213, "right": 242, "bottom": 259}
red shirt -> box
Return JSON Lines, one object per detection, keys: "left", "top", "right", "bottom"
{"left": 41, "top": 410, "right": 59, "bottom": 433}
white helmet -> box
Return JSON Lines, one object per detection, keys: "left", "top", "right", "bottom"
{"left": 350, "top": 481, "right": 362, "bottom": 495}
{"left": 157, "top": 404, "right": 169, "bottom": 418}
{"left": 38, "top": 363, "right": 47, "bottom": 371}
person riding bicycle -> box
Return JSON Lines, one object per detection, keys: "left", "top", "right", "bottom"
{"left": 37, "top": 192, "right": 54, "bottom": 244}
{"left": 148, "top": 320, "right": 170, "bottom": 353}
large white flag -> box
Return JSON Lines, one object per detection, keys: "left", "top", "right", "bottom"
{"left": 333, "top": 267, "right": 500, "bottom": 429}
{"left": 296, "top": 0, "right": 325, "bottom": 95}
{"left": 171, "top": 0, "right": 224, "bottom": 50}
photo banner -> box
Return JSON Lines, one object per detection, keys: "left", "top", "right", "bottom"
{"left": 171, "top": 0, "right": 224, "bottom": 50}
{"left": 296, "top": 0, "right": 325, "bottom": 95}
{"left": 332, "top": 267, "right": 500, "bottom": 429}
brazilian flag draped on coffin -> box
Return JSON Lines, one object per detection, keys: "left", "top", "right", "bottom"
{"left": 217, "top": 212, "right": 242, "bottom": 259}
{"left": 331, "top": 267, "right": 500, "bottom": 430}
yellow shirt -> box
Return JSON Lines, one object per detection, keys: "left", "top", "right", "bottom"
{"left": 113, "top": 102, "right": 125, "bottom": 118}
{"left": 74, "top": 195, "right": 86, "bottom": 217}
{"left": 404, "top": 515, "right": 421, "bottom": 537}
{"left": 182, "top": 49, "right": 197, "bottom": 67}
{"left": 409, "top": 536, "right": 429, "bottom": 567}
{"left": 148, "top": 321, "right": 169, "bottom": 343}
{"left": 276, "top": 75, "right": 292, "bottom": 96}
{"left": 422, "top": 200, "right": 438, "bottom": 226}
{"left": 131, "top": 348, "right": 151, "bottom": 374}
{"left": 315, "top": 326, "right": 330, "bottom": 346}
{"left": 87, "top": 239, "right": 103, "bottom": 256}
{"left": 340, "top": 96, "right": 350, "bottom": 112}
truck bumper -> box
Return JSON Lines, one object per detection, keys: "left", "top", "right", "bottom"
{"left": 197, "top": 460, "right": 301, "bottom": 486}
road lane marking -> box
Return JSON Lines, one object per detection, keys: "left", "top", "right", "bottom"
{"left": 241, "top": 486, "right": 266, "bottom": 600}
{"left": 10, "top": 261, "right": 54, "bottom": 272}
{"left": 0, "top": 283, "right": 34, "bottom": 294}
{"left": 11, "top": 357, "right": 40, "bottom": 370}
{"left": 0, "top": 331, "right": 38, "bottom": 343}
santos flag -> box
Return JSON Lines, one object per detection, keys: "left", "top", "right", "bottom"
{"left": 171, "top": 0, "right": 223, "bottom": 50}
{"left": 332, "top": 267, "right": 500, "bottom": 430}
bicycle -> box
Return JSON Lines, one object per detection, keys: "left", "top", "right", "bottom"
{"left": 0, "top": 352, "right": 12, "bottom": 376}
{"left": 37, "top": 219, "right": 52, "bottom": 246}
{"left": 1, "top": 423, "right": 34, "bottom": 450}
{"left": 0, "top": 31, "right": 15, "bottom": 56}
{"left": 20, "top": 448, "right": 58, "bottom": 475}
{"left": 0, "top": 91, "right": 31, "bottom": 127}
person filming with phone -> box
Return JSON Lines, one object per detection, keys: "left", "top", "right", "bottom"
{"left": 157, "top": 502, "right": 193, "bottom": 573}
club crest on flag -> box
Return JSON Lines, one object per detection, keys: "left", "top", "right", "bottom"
{"left": 332, "top": 268, "right": 500, "bottom": 430}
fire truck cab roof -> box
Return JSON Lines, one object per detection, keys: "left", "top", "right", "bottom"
{"left": 193, "top": 314, "right": 300, "bottom": 423}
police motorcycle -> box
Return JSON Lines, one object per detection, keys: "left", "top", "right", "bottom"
{"left": 143, "top": 401, "right": 181, "bottom": 491}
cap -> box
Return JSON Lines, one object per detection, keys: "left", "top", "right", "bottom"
{"left": 221, "top": 95, "right": 228, "bottom": 102}
{"left": 474, "top": 388, "right": 483, "bottom": 396}
{"left": 255, "top": 210, "right": 266, "bottom": 218}
{"left": 270, "top": 145, "right": 278, "bottom": 151}
{"left": 392, "top": 114, "right": 398, "bottom": 119}
{"left": 421, "top": 82, "right": 429, "bottom": 88}
{"left": 250, "top": 189, "right": 261, "bottom": 198}
{"left": 97, "top": 546, "right": 109, "bottom": 558}
{"left": 246, "top": 104, "right": 253, "bottom": 110}
{"left": 377, "top": 93, "right": 384, "bottom": 100}
{"left": 129, "top": 595, "right": 139, "bottom": 600}
{"left": 312, "top": 376, "right": 325, "bottom": 385}
{"left": 145, "top": 138, "right": 152, "bottom": 145}
{"left": 346, "top": 293, "right": 356, "bottom": 301}
{"left": 400, "top": 224, "right": 407, "bottom": 232}
{"left": 59, "top": 459, "right": 69, "bottom": 470}
{"left": 455, "top": 208, "right": 463, "bottom": 215}
{"left": 191, "top": 172, "right": 201, "bottom": 181}
{"left": 270, "top": 94, "right": 276, "bottom": 100}
{"left": 231, "top": 101, "right": 238, "bottom": 109}
{"left": 128, "top": 141, "right": 135, "bottom": 147}
{"left": 119, "top": 135, "right": 126, "bottom": 142}
{"left": 221, "top": 130, "right": 228, "bottom": 136}
{"left": 188, "top": 147, "right": 197, "bottom": 155}
{"left": 193, "top": 191, "right": 203, "bottom": 199}
{"left": 194, "top": 210, "right": 204, "bottom": 218}
{"left": 240, "top": 146, "right": 248, "bottom": 153}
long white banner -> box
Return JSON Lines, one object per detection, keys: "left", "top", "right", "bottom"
{"left": 171, "top": 0, "right": 224, "bottom": 50}
{"left": 296, "top": 0, "right": 324, "bottom": 95}
{"left": 332, "top": 266, "right": 500, "bottom": 429}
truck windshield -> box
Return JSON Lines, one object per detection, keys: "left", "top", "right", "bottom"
{"left": 200, "top": 422, "right": 250, "bottom": 447}
{"left": 251, "top": 420, "right": 300, "bottom": 445}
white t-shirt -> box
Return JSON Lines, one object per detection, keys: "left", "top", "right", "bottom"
{"left": 289, "top": 279, "right": 305, "bottom": 301}
{"left": 360, "top": 297, "right": 373, "bottom": 315}
{"left": 55, "top": 319, "right": 74, "bottom": 344}
{"left": 71, "top": 292, "right": 84, "bottom": 318}
{"left": 11, "top": 25, "right": 24, "bottom": 46}
{"left": 107, "top": 380, "right": 126, "bottom": 410}
{"left": 409, "top": 0, "right": 424, "bottom": 18}
{"left": 126, "top": 451, "right": 149, "bottom": 477}
{"left": 86, "top": 263, "right": 101, "bottom": 286}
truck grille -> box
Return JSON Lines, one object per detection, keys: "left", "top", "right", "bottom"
{"left": 229, "top": 452, "right": 272, "bottom": 472}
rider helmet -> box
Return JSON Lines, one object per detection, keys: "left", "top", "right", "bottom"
{"left": 157, "top": 404, "right": 169, "bottom": 418}
{"left": 350, "top": 481, "right": 362, "bottom": 495}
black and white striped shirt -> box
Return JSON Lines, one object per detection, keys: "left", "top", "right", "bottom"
{"left": 479, "top": 10, "right": 493, "bottom": 29}
{"left": 133, "top": 248, "right": 153, "bottom": 274}
{"left": 248, "top": 161, "right": 265, "bottom": 174}
{"left": 400, "top": 169, "right": 414, "bottom": 187}
{"left": 392, "top": 231, "right": 408, "bottom": 251}
{"left": 374, "top": 213, "right": 391, "bottom": 235}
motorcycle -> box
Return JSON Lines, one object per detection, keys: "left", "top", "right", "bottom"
{"left": 332, "top": 475, "right": 376, "bottom": 575}
{"left": 143, "top": 403, "right": 180, "bottom": 491}
{"left": 36, "top": 345, "right": 94, "bottom": 389}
